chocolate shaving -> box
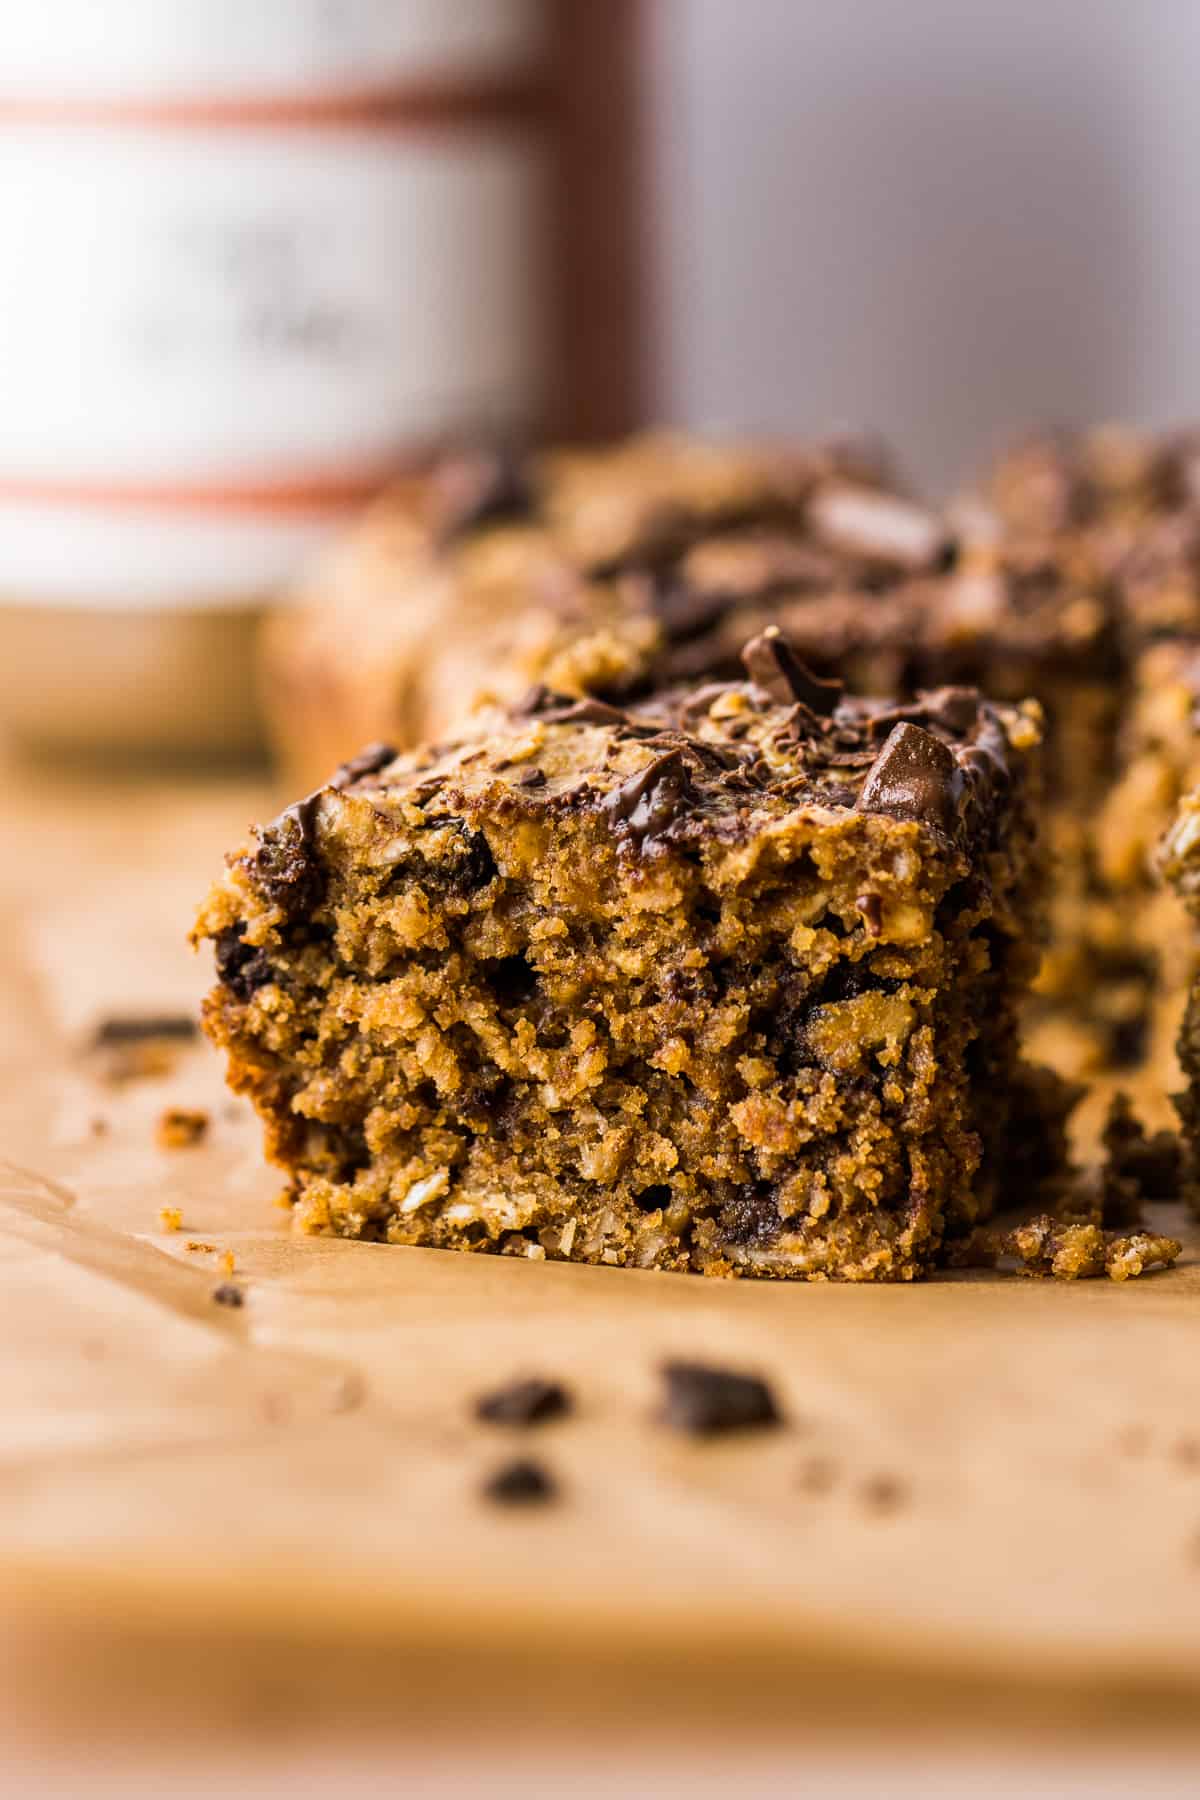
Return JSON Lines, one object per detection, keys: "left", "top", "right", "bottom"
{"left": 515, "top": 687, "right": 631, "bottom": 729}
{"left": 856, "top": 722, "right": 962, "bottom": 836}
{"left": 328, "top": 742, "right": 397, "bottom": 790}
{"left": 865, "top": 688, "right": 981, "bottom": 740}
{"left": 740, "top": 627, "right": 843, "bottom": 714}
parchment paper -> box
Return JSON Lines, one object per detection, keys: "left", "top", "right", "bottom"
{"left": 4, "top": 758, "right": 1200, "bottom": 1737}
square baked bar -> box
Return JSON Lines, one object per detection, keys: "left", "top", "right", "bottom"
{"left": 196, "top": 638, "right": 1047, "bottom": 1281}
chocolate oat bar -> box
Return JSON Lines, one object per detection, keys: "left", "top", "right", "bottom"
{"left": 259, "top": 432, "right": 907, "bottom": 788}
{"left": 262, "top": 430, "right": 1120, "bottom": 1086}
{"left": 985, "top": 424, "right": 1200, "bottom": 1093}
{"left": 195, "top": 639, "right": 1046, "bottom": 1281}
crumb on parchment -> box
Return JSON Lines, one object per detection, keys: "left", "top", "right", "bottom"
{"left": 156, "top": 1107, "right": 209, "bottom": 1150}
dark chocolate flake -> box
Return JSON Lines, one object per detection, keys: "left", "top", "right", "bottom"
{"left": 92, "top": 1015, "right": 198, "bottom": 1046}
{"left": 517, "top": 687, "right": 633, "bottom": 729}
{"left": 482, "top": 1457, "right": 556, "bottom": 1505}
{"left": 475, "top": 1376, "right": 571, "bottom": 1427}
{"left": 214, "top": 928, "right": 274, "bottom": 1002}
{"left": 212, "top": 1283, "right": 244, "bottom": 1309}
{"left": 856, "top": 722, "right": 962, "bottom": 837}
{"left": 659, "top": 1360, "right": 781, "bottom": 1436}
{"left": 740, "top": 627, "right": 843, "bottom": 714}
{"left": 328, "top": 742, "right": 397, "bottom": 790}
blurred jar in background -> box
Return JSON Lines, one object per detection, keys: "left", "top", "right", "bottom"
{"left": 0, "top": 0, "right": 557, "bottom": 759}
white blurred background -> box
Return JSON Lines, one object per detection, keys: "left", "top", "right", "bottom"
{"left": 648, "top": 0, "right": 1200, "bottom": 489}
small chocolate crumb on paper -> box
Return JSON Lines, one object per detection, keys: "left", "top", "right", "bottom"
{"left": 156, "top": 1107, "right": 209, "bottom": 1150}
{"left": 93, "top": 1015, "right": 198, "bottom": 1046}
{"left": 212, "top": 1283, "right": 244, "bottom": 1309}
{"left": 476, "top": 1376, "right": 571, "bottom": 1427}
{"left": 482, "top": 1458, "right": 556, "bottom": 1505}
{"left": 660, "top": 1360, "right": 781, "bottom": 1436}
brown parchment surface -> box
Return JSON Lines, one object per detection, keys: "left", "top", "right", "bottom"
{"left": 3, "top": 758, "right": 1200, "bottom": 1748}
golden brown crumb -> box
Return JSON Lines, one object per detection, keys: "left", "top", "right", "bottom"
{"left": 949, "top": 1215, "right": 1182, "bottom": 1280}
{"left": 157, "top": 1205, "right": 183, "bottom": 1233}
{"left": 156, "top": 1107, "right": 209, "bottom": 1150}
{"left": 220, "top": 1249, "right": 236, "bottom": 1276}
{"left": 184, "top": 1240, "right": 217, "bottom": 1254}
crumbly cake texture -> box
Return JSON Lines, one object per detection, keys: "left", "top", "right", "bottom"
{"left": 262, "top": 431, "right": 1121, "bottom": 1082}
{"left": 1160, "top": 790, "right": 1200, "bottom": 1205}
{"left": 195, "top": 641, "right": 1050, "bottom": 1283}
{"left": 986, "top": 424, "right": 1200, "bottom": 1096}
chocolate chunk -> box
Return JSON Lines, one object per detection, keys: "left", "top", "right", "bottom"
{"left": 659, "top": 1360, "right": 781, "bottom": 1436}
{"left": 482, "top": 1457, "right": 556, "bottom": 1505}
{"left": 718, "top": 1187, "right": 783, "bottom": 1248}
{"left": 808, "top": 483, "right": 954, "bottom": 572}
{"left": 214, "top": 928, "right": 274, "bottom": 1002}
{"left": 430, "top": 446, "right": 534, "bottom": 543}
{"left": 515, "top": 766, "right": 547, "bottom": 788}
{"left": 856, "top": 722, "right": 962, "bottom": 836}
{"left": 600, "top": 749, "right": 698, "bottom": 850}
{"left": 856, "top": 892, "right": 883, "bottom": 936}
{"left": 252, "top": 795, "right": 325, "bottom": 917}
{"left": 212, "top": 1283, "right": 244, "bottom": 1308}
{"left": 328, "top": 742, "right": 397, "bottom": 790}
{"left": 740, "top": 627, "right": 842, "bottom": 714}
{"left": 92, "top": 1015, "right": 197, "bottom": 1045}
{"left": 516, "top": 686, "right": 632, "bottom": 729}
{"left": 449, "top": 822, "right": 497, "bottom": 891}
{"left": 475, "top": 1376, "right": 571, "bottom": 1427}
